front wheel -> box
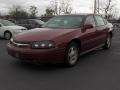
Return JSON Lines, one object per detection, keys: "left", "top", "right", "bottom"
{"left": 103, "top": 35, "right": 112, "bottom": 49}
{"left": 4, "top": 32, "right": 12, "bottom": 40}
{"left": 64, "top": 42, "right": 80, "bottom": 67}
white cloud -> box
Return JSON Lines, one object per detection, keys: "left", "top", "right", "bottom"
{"left": 0, "top": 0, "right": 119, "bottom": 16}
{"left": 0, "top": 0, "right": 50, "bottom": 15}
{"left": 72, "top": 0, "right": 94, "bottom": 14}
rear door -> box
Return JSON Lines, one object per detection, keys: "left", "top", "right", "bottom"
{"left": 94, "top": 16, "right": 108, "bottom": 45}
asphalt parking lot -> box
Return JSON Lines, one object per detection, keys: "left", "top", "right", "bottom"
{"left": 0, "top": 29, "right": 120, "bottom": 90}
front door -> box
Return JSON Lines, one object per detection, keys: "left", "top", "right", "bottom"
{"left": 81, "top": 15, "right": 98, "bottom": 52}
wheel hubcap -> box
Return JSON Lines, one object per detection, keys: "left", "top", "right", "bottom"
{"left": 107, "top": 37, "right": 111, "bottom": 48}
{"left": 5, "top": 33, "right": 11, "bottom": 39}
{"left": 68, "top": 47, "right": 78, "bottom": 64}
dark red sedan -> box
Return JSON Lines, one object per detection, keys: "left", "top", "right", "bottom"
{"left": 7, "top": 14, "right": 113, "bottom": 67}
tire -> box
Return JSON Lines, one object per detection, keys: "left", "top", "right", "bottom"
{"left": 4, "top": 32, "right": 12, "bottom": 40}
{"left": 64, "top": 42, "right": 80, "bottom": 67}
{"left": 103, "top": 35, "right": 112, "bottom": 49}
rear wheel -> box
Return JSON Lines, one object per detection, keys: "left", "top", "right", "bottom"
{"left": 4, "top": 32, "right": 12, "bottom": 40}
{"left": 64, "top": 42, "right": 80, "bottom": 67}
{"left": 103, "top": 35, "right": 112, "bottom": 49}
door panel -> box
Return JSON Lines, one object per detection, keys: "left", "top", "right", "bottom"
{"left": 95, "top": 16, "right": 109, "bottom": 45}
{"left": 81, "top": 28, "right": 97, "bottom": 52}
{"left": 80, "top": 16, "right": 98, "bottom": 52}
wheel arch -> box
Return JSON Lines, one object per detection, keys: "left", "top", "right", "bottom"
{"left": 4, "top": 30, "right": 12, "bottom": 35}
{"left": 67, "top": 38, "right": 82, "bottom": 50}
{"left": 109, "top": 31, "right": 113, "bottom": 38}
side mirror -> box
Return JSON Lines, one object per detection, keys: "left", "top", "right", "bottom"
{"left": 84, "top": 24, "right": 94, "bottom": 30}
{"left": 0, "top": 24, "right": 2, "bottom": 27}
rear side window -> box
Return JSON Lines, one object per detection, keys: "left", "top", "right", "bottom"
{"left": 85, "top": 16, "right": 96, "bottom": 27}
{"left": 95, "top": 16, "right": 105, "bottom": 26}
{"left": 103, "top": 19, "right": 108, "bottom": 25}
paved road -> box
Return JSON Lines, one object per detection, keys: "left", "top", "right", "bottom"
{"left": 0, "top": 30, "right": 120, "bottom": 90}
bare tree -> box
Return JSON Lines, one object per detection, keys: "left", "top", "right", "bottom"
{"left": 50, "top": 0, "right": 73, "bottom": 15}
{"left": 44, "top": 7, "right": 54, "bottom": 16}
{"left": 29, "top": 6, "right": 38, "bottom": 18}
{"left": 9, "top": 5, "right": 29, "bottom": 20}
{"left": 98, "top": 0, "right": 116, "bottom": 19}
{"left": 50, "top": 0, "right": 59, "bottom": 15}
{"left": 60, "top": 0, "right": 72, "bottom": 14}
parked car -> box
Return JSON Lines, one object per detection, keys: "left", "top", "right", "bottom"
{"left": 8, "top": 19, "right": 16, "bottom": 23}
{"left": 0, "top": 19, "right": 27, "bottom": 40}
{"left": 40, "top": 16, "right": 54, "bottom": 22}
{"left": 7, "top": 14, "right": 113, "bottom": 67}
{"left": 16, "top": 19, "right": 45, "bottom": 29}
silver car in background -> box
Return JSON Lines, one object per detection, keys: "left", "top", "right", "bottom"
{"left": 0, "top": 19, "right": 27, "bottom": 40}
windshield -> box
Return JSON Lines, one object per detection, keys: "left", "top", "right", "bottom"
{"left": 43, "top": 16, "right": 83, "bottom": 28}
{"left": 0, "top": 20, "right": 15, "bottom": 26}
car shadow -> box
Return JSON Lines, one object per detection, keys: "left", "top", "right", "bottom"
{"left": 9, "top": 47, "right": 108, "bottom": 72}
{"left": 10, "top": 60, "right": 70, "bottom": 72}
{"left": 0, "top": 38, "right": 4, "bottom": 40}
{"left": 0, "top": 37, "right": 8, "bottom": 41}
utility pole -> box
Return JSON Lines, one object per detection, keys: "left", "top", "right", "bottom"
{"left": 94, "top": 0, "right": 97, "bottom": 14}
{"left": 94, "top": 0, "right": 100, "bottom": 14}
{"left": 98, "top": 0, "right": 100, "bottom": 14}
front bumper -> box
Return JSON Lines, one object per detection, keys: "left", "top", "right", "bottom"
{"left": 7, "top": 43, "right": 65, "bottom": 64}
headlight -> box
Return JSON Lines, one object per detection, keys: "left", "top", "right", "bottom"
{"left": 10, "top": 38, "right": 13, "bottom": 42}
{"left": 9, "top": 38, "right": 14, "bottom": 44}
{"left": 31, "top": 41, "right": 55, "bottom": 49}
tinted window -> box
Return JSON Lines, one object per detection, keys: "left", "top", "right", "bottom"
{"left": 85, "top": 16, "right": 95, "bottom": 27}
{"left": 95, "top": 16, "right": 105, "bottom": 26}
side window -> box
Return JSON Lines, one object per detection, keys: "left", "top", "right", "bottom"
{"left": 29, "top": 20, "right": 37, "bottom": 25}
{"left": 20, "top": 20, "right": 28, "bottom": 24}
{"left": 85, "top": 16, "right": 95, "bottom": 27}
{"left": 95, "top": 16, "right": 105, "bottom": 26}
{"left": 103, "top": 18, "right": 108, "bottom": 25}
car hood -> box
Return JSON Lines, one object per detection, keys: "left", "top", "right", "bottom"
{"left": 13, "top": 28, "right": 78, "bottom": 42}
{"left": 3, "top": 25, "right": 26, "bottom": 30}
